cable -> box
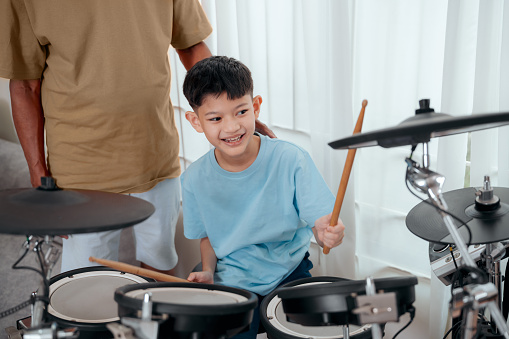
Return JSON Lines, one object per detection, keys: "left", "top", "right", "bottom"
{"left": 404, "top": 176, "right": 473, "bottom": 246}
{"left": 12, "top": 246, "right": 45, "bottom": 280}
{"left": 442, "top": 320, "right": 462, "bottom": 339}
{"left": 11, "top": 238, "right": 50, "bottom": 303}
{"left": 0, "top": 299, "right": 31, "bottom": 319}
{"left": 1, "top": 238, "right": 54, "bottom": 322}
{"left": 449, "top": 245, "right": 459, "bottom": 270}
{"left": 409, "top": 144, "right": 418, "bottom": 160}
{"left": 392, "top": 307, "right": 415, "bottom": 339}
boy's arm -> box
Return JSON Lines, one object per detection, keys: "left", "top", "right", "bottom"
{"left": 200, "top": 237, "right": 217, "bottom": 274}
{"left": 9, "top": 79, "right": 50, "bottom": 187}
{"left": 312, "top": 213, "right": 345, "bottom": 249}
{"left": 187, "top": 237, "right": 217, "bottom": 283}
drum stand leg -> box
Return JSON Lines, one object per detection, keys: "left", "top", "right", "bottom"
{"left": 365, "top": 277, "right": 383, "bottom": 339}
{"left": 29, "top": 236, "right": 60, "bottom": 328}
{"left": 342, "top": 324, "right": 350, "bottom": 339}
{"left": 462, "top": 308, "right": 478, "bottom": 339}
{"left": 18, "top": 236, "right": 78, "bottom": 339}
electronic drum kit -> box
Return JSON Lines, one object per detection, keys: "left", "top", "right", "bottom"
{"left": 2, "top": 100, "right": 509, "bottom": 338}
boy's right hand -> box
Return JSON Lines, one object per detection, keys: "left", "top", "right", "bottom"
{"left": 187, "top": 271, "right": 214, "bottom": 284}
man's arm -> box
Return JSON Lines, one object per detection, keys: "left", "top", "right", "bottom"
{"left": 9, "top": 79, "right": 49, "bottom": 187}
{"left": 176, "top": 41, "right": 212, "bottom": 71}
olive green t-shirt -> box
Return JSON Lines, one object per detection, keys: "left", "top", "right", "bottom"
{"left": 0, "top": 0, "right": 212, "bottom": 193}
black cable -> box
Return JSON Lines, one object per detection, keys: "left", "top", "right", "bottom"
{"left": 442, "top": 320, "right": 462, "bottom": 339}
{"left": 0, "top": 299, "right": 32, "bottom": 319}
{"left": 392, "top": 307, "right": 415, "bottom": 339}
{"left": 409, "top": 144, "right": 418, "bottom": 160}
{"left": 443, "top": 320, "right": 462, "bottom": 339}
{"left": 404, "top": 176, "right": 473, "bottom": 246}
{"left": 503, "top": 259, "right": 509, "bottom": 319}
{"left": 11, "top": 238, "right": 50, "bottom": 303}
{"left": 12, "top": 246, "right": 45, "bottom": 280}
{"left": 449, "top": 245, "right": 459, "bottom": 270}
{"left": 1, "top": 238, "right": 54, "bottom": 322}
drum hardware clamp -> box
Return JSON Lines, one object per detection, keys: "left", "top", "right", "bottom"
{"left": 114, "top": 292, "right": 159, "bottom": 339}
{"left": 352, "top": 293, "right": 399, "bottom": 323}
{"left": 354, "top": 277, "right": 397, "bottom": 339}
{"left": 21, "top": 322, "right": 79, "bottom": 339}
{"left": 450, "top": 282, "right": 500, "bottom": 339}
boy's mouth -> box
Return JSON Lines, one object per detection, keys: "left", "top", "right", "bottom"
{"left": 222, "top": 134, "right": 244, "bottom": 144}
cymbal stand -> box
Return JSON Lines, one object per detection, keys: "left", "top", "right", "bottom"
{"left": 365, "top": 277, "right": 383, "bottom": 339}
{"left": 20, "top": 235, "right": 78, "bottom": 338}
{"left": 484, "top": 242, "right": 506, "bottom": 312}
{"left": 406, "top": 143, "right": 509, "bottom": 339}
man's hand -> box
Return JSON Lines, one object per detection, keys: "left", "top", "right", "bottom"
{"left": 255, "top": 119, "right": 276, "bottom": 138}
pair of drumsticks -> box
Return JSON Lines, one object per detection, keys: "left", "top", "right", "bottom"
{"left": 91, "top": 100, "right": 367, "bottom": 279}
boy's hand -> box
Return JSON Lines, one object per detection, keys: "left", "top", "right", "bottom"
{"left": 187, "top": 271, "right": 214, "bottom": 284}
{"left": 314, "top": 213, "right": 345, "bottom": 249}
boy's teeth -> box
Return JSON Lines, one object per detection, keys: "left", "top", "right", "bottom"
{"left": 225, "top": 136, "right": 241, "bottom": 142}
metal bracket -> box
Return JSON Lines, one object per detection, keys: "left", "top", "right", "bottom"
{"left": 353, "top": 292, "right": 399, "bottom": 324}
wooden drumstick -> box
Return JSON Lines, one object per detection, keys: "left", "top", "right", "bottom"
{"left": 323, "top": 100, "right": 368, "bottom": 254}
{"left": 89, "top": 256, "right": 189, "bottom": 283}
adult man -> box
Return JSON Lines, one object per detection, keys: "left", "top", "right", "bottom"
{"left": 0, "top": 0, "right": 213, "bottom": 274}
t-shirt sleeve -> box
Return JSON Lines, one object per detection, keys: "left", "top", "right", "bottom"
{"left": 171, "top": 0, "right": 213, "bottom": 50}
{"left": 181, "top": 171, "right": 208, "bottom": 240}
{"left": 294, "top": 150, "right": 336, "bottom": 226}
{"left": 0, "top": 0, "right": 45, "bottom": 79}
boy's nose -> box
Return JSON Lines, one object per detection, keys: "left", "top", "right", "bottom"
{"left": 224, "top": 118, "right": 240, "bottom": 132}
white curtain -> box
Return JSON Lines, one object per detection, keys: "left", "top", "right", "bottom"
{"left": 171, "top": 1, "right": 509, "bottom": 338}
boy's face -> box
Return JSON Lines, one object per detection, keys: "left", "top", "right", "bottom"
{"left": 186, "top": 93, "right": 262, "bottom": 168}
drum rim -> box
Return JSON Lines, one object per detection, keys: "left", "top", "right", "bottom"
{"left": 50, "top": 266, "right": 155, "bottom": 284}
{"left": 115, "top": 282, "right": 258, "bottom": 316}
{"left": 48, "top": 266, "right": 152, "bottom": 326}
{"left": 261, "top": 276, "right": 374, "bottom": 339}
{"left": 277, "top": 276, "right": 418, "bottom": 300}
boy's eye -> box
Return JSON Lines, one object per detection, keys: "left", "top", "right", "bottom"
{"left": 237, "top": 109, "right": 248, "bottom": 116}
{"left": 208, "top": 117, "right": 221, "bottom": 122}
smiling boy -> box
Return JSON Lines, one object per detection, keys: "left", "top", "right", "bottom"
{"left": 181, "top": 56, "right": 345, "bottom": 337}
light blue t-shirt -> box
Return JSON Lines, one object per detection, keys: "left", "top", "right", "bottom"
{"left": 181, "top": 135, "right": 335, "bottom": 295}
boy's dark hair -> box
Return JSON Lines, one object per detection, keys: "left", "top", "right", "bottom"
{"left": 183, "top": 56, "right": 253, "bottom": 110}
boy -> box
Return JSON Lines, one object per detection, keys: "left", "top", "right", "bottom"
{"left": 181, "top": 56, "right": 345, "bottom": 337}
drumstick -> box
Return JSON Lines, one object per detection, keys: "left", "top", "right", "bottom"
{"left": 323, "top": 100, "right": 368, "bottom": 254}
{"left": 89, "top": 256, "right": 189, "bottom": 283}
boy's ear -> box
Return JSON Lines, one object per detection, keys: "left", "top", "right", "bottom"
{"left": 185, "top": 111, "right": 204, "bottom": 133}
{"left": 253, "top": 95, "right": 262, "bottom": 119}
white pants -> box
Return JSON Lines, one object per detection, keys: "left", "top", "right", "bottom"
{"left": 61, "top": 178, "right": 181, "bottom": 273}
